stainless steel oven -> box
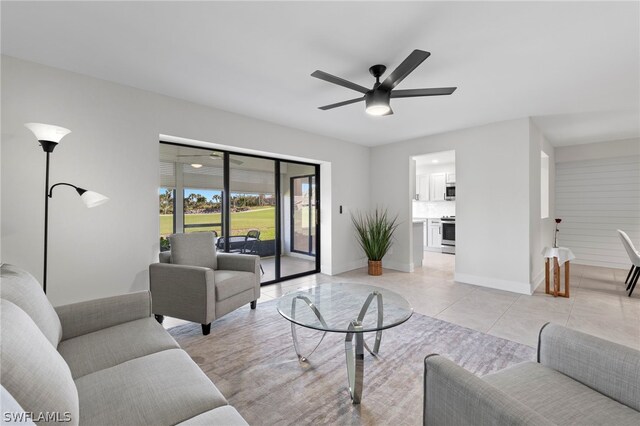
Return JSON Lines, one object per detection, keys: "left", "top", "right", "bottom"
{"left": 445, "top": 184, "right": 455, "bottom": 201}
{"left": 441, "top": 216, "right": 455, "bottom": 254}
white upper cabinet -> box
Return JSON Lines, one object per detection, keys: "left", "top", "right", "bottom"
{"left": 430, "top": 173, "right": 446, "bottom": 201}
{"left": 446, "top": 173, "right": 456, "bottom": 184}
{"left": 416, "top": 174, "right": 430, "bottom": 201}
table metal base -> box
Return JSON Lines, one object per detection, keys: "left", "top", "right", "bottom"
{"left": 290, "top": 290, "right": 383, "bottom": 404}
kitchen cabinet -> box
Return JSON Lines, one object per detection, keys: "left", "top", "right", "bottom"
{"left": 446, "top": 173, "right": 456, "bottom": 184}
{"left": 416, "top": 174, "right": 430, "bottom": 201}
{"left": 427, "top": 219, "right": 442, "bottom": 250}
{"left": 429, "top": 173, "right": 446, "bottom": 201}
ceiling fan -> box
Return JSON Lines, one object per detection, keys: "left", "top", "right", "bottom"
{"left": 176, "top": 152, "right": 244, "bottom": 165}
{"left": 312, "top": 49, "right": 456, "bottom": 116}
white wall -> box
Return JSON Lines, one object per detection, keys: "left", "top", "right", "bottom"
{"left": 371, "top": 118, "right": 537, "bottom": 293}
{"left": 1, "top": 56, "right": 369, "bottom": 305}
{"left": 528, "top": 119, "right": 556, "bottom": 289}
{"left": 554, "top": 139, "right": 640, "bottom": 269}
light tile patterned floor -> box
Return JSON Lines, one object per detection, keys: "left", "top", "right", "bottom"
{"left": 255, "top": 251, "right": 639, "bottom": 349}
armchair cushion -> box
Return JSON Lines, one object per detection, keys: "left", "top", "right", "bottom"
{"left": 484, "top": 361, "right": 640, "bottom": 425}
{"left": 169, "top": 232, "right": 217, "bottom": 270}
{"left": 0, "top": 263, "right": 63, "bottom": 347}
{"left": 58, "top": 318, "right": 180, "bottom": 379}
{"left": 214, "top": 271, "right": 256, "bottom": 301}
{"left": 538, "top": 323, "right": 640, "bottom": 411}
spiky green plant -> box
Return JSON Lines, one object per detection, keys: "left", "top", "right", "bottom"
{"left": 351, "top": 208, "right": 399, "bottom": 261}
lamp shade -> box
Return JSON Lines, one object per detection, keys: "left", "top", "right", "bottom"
{"left": 24, "top": 123, "right": 71, "bottom": 142}
{"left": 80, "top": 191, "right": 109, "bottom": 208}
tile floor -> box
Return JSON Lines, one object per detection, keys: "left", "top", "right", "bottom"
{"left": 256, "top": 251, "right": 639, "bottom": 349}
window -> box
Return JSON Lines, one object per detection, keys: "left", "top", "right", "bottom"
{"left": 541, "top": 151, "right": 549, "bottom": 218}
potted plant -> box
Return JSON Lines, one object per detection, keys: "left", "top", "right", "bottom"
{"left": 351, "top": 208, "right": 399, "bottom": 276}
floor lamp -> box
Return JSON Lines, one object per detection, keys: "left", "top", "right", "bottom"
{"left": 25, "top": 123, "right": 109, "bottom": 294}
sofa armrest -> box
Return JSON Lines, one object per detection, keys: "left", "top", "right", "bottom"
{"left": 424, "top": 355, "right": 552, "bottom": 426}
{"left": 217, "top": 253, "right": 259, "bottom": 275}
{"left": 538, "top": 323, "right": 640, "bottom": 411}
{"left": 55, "top": 291, "right": 151, "bottom": 340}
{"left": 149, "top": 263, "right": 215, "bottom": 323}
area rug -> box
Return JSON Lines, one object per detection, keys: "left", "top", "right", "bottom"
{"left": 168, "top": 299, "right": 535, "bottom": 426}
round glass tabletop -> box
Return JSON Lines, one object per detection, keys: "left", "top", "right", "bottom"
{"left": 277, "top": 283, "right": 413, "bottom": 333}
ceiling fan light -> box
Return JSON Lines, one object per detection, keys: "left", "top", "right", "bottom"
{"left": 366, "top": 104, "right": 391, "bottom": 116}
{"left": 191, "top": 163, "right": 203, "bottom": 168}
{"left": 365, "top": 90, "right": 391, "bottom": 116}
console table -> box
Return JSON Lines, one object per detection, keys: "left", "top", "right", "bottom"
{"left": 542, "top": 247, "right": 575, "bottom": 298}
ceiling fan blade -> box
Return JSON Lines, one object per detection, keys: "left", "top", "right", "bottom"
{"left": 311, "top": 70, "right": 370, "bottom": 94}
{"left": 380, "top": 50, "right": 431, "bottom": 91}
{"left": 318, "top": 97, "right": 365, "bottom": 110}
{"left": 391, "top": 87, "right": 457, "bottom": 98}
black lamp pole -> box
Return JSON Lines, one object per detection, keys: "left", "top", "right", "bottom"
{"left": 40, "top": 140, "right": 59, "bottom": 294}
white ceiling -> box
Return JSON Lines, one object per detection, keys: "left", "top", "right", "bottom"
{"left": 2, "top": 1, "right": 638, "bottom": 147}
{"left": 413, "top": 150, "right": 455, "bottom": 166}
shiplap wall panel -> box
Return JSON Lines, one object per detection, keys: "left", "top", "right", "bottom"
{"left": 555, "top": 155, "right": 640, "bottom": 269}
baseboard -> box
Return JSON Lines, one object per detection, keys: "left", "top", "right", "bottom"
{"left": 384, "top": 260, "right": 412, "bottom": 273}
{"left": 570, "top": 259, "right": 630, "bottom": 270}
{"left": 454, "top": 272, "right": 532, "bottom": 295}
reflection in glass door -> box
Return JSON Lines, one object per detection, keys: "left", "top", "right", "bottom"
{"left": 281, "top": 163, "right": 318, "bottom": 279}
{"left": 291, "top": 175, "right": 316, "bottom": 256}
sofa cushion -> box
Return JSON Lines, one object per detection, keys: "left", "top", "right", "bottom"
{"left": 484, "top": 361, "right": 640, "bottom": 425}
{"left": 0, "top": 263, "right": 62, "bottom": 347}
{"left": 214, "top": 270, "right": 255, "bottom": 301}
{"left": 58, "top": 317, "right": 180, "bottom": 379}
{"left": 169, "top": 232, "right": 217, "bottom": 270}
{"left": 0, "top": 300, "right": 79, "bottom": 426}
{"left": 75, "top": 349, "right": 228, "bottom": 426}
{"left": 178, "top": 406, "right": 249, "bottom": 425}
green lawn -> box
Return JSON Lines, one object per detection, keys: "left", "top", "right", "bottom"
{"left": 160, "top": 207, "right": 276, "bottom": 239}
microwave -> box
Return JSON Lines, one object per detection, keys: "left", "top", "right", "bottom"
{"left": 445, "top": 184, "right": 455, "bottom": 201}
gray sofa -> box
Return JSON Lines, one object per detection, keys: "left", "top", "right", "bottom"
{"left": 424, "top": 323, "right": 640, "bottom": 425}
{"left": 150, "top": 232, "right": 261, "bottom": 335}
{"left": 0, "top": 263, "right": 248, "bottom": 426}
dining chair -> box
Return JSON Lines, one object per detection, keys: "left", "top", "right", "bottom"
{"left": 617, "top": 229, "right": 640, "bottom": 297}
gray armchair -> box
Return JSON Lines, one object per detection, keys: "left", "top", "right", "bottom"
{"left": 424, "top": 323, "right": 640, "bottom": 425}
{"left": 149, "top": 232, "right": 261, "bottom": 335}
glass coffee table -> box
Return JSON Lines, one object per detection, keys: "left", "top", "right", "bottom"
{"left": 277, "top": 283, "right": 413, "bottom": 404}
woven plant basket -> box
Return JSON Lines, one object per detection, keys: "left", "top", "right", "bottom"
{"left": 368, "top": 260, "right": 383, "bottom": 276}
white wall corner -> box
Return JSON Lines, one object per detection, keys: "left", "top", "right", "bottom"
{"left": 530, "top": 269, "right": 545, "bottom": 293}
{"left": 454, "top": 272, "right": 533, "bottom": 295}
{"left": 329, "top": 257, "right": 367, "bottom": 276}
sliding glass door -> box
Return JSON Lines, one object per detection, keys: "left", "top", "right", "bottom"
{"left": 159, "top": 142, "right": 320, "bottom": 285}
{"left": 229, "top": 154, "right": 276, "bottom": 283}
